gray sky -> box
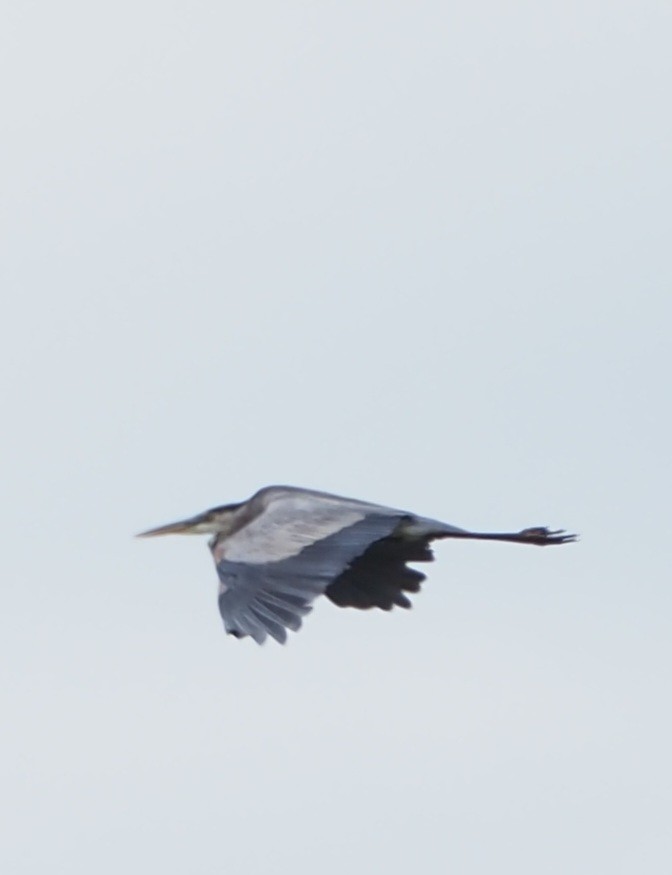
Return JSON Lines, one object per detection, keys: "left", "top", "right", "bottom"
{"left": 1, "top": 2, "right": 670, "bottom": 872}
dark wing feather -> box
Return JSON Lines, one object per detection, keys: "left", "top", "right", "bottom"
{"left": 215, "top": 514, "right": 403, "bottom": 644}
{"left": 326, "top": 536, "right": 436, "bottom": 611}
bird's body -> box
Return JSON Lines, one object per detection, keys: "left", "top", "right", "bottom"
{"left": 138, "top": 485, "right": 576, "bottom": 644}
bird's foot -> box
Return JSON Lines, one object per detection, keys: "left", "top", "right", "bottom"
{"left": 518, "top": 527, "right": 579, "bottom": 546}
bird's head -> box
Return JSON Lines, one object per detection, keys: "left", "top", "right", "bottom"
{"left": 136, "top": 503, "right": 242, "bottom": 538}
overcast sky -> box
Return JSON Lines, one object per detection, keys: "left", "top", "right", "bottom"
{"left": 1, "top": 2, "right": 671, "bottom": 873}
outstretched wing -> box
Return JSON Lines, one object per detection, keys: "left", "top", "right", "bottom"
{"left": 326, "top": 535, "right": 437, "bottom": 610}
{"left": 212, "top": 490, "right": 408, "bottom": 644}
{"left": 212, "top": 487, "right": 476, "bottom": 644}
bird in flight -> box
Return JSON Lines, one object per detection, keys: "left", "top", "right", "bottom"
{"left": 138, "top": 485, "right": 576, "bottom": 645}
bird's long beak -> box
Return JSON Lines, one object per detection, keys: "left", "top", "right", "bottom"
{"left": 136, "top": 514, "right": 209, "bottom": 538}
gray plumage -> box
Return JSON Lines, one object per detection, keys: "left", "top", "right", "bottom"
{"left": 138, "top": 485, "right": 576, "bottom": 645}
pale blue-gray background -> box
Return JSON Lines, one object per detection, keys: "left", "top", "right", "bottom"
{"left": 1, "top": 2, "right": 670, "bottom": 872}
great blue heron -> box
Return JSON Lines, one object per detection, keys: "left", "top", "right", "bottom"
{"left": 138, "top": 485, "right": 576, "bottom": 644}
